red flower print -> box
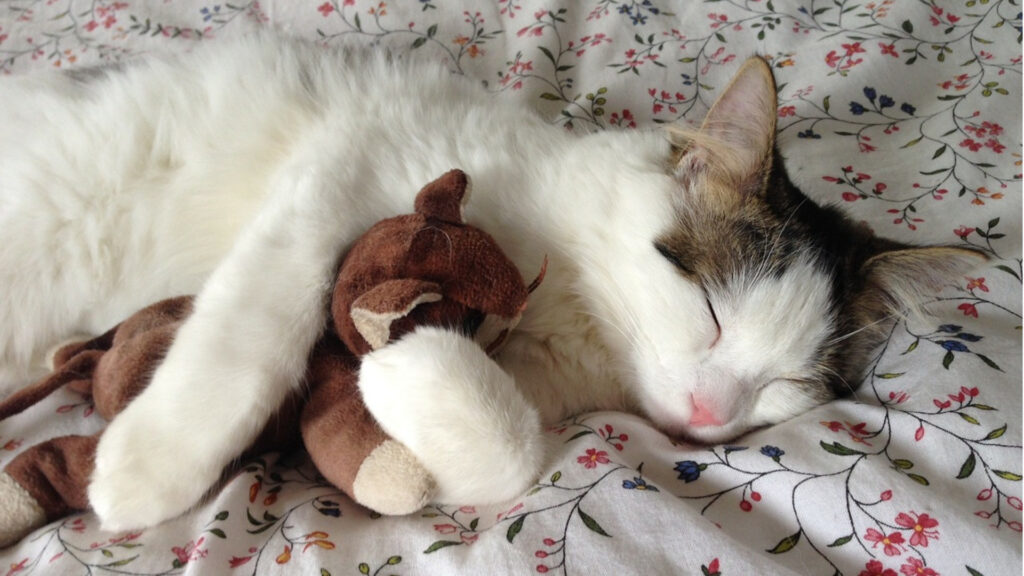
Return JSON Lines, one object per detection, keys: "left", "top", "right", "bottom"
{"left": 779, "top": 105, "right": 796, "bottom": 117}
{"left": 960, "top": 138, "right": 983, "bottom": 152}
{"left": 953, "top": 226, "right": 975, "bottom": 238}
{"left": 880, "top": 490, "right": 893, "bottom": 501}
{"left": 843, "top": 42, "right": 865, "bottom": 55}
{"left": 577, "top": 448, "right": 610, "bottom": 469}
{"left": 865, "top": 528, "right": 906, "bottom": 556}
{"left": 880, "top": 43, "right": 898, "bottom": 57}
{"left": 958, "top": 303, "right": 978, "bottom": 318}
{"left": 859, "top": 559, "right": 898, "bottom": 576}
{"left": 228, "top": 548, "right": 257, "bottom": 568}
{"left": 895, "top": 511, "right": 939, "bottom": 547}
{"left": 317, "top": 2, "right": 334, "bottom": 17}
{"left": 608, "top": 109, "right": 637, "bottom": 129}
{"left": 984, "top": 138, "right": 1006, "bottom": 154}
{"left": 899, "top": 557, "right": 938, "bottom": 576}
{"left": 172, "top": 537, "right": 208, "bottom": 566}
{"left": 966, "top": 277, "right": 989, "bottom": 292}
{"left": 433, "top": 523, "right": 458, "bottom": 534}
{"left": 842, "top": 192, "right": 860, "bottom": 202}
{"left": 866, "top": 528, "right": 906, "bottom": 556}
{"left": 981, "top": 121, "right": 1004, "bottom": 136}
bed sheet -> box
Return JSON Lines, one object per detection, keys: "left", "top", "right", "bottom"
{"left": 0, "top": 1, "right": 1020, "bottom": 575}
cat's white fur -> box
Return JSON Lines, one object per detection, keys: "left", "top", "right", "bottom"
{"left": 0, "top": 36, "right": 833, "bottom": 529}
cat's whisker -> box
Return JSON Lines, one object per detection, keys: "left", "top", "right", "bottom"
{"left": 756, "top": 197, "right": 810, "bottom": 281}
{"left": 818, "top": 364, "right": 861, "bottom": 400}
{"left": 826, "top": 313, "right": 900, "bottom": 347}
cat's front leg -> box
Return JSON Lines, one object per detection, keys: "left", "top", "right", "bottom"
{"left": 358, "top": 326, "right": 546, "bottom": 506}
{"left": 88, "top": 166, "right": 373, "bottom": 530}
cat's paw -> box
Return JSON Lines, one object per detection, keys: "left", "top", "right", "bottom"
{"left": 89, "top": 400, "right": 219, "bottom": 531}
{"left": 359, "top": 326, "right": 545, "bottom": 506}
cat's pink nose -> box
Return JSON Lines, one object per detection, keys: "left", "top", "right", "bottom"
{"left": 689, "top": 395, "right": 723, "bottom": 428}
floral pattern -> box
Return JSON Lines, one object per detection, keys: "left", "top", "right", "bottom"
{"left": 0, "top": 1, "right": 1020, "bottom": 574}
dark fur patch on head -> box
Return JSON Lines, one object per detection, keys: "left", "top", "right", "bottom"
{"left": 657, "top": 143, "right": 977, "bottom": 403}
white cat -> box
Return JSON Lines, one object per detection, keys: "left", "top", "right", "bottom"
{"left": 0, "top": 35, "right": 982, "bottom": 530}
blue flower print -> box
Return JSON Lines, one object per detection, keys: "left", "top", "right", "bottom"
{"left": 674, "top": 460, "right": 703, "bottom": 483}
{"left": 939, "top": 340, "right": 969, "bottom": 352}
{"left": 623, "top": 477, "right": 660, "bottom": 492}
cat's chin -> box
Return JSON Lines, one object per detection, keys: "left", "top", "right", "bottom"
{"left": 673, "top": 422, "right": 755, "bottom": 445}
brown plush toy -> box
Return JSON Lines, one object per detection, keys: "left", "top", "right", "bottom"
{"left": 0, "top": 169, "right": 540, "bottom": 548}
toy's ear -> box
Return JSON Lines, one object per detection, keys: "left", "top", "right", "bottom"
{"left": 350, "top": 279, "right": 443, "bottom": 350}
{"left": 414, "top": 169, "right": 471, "bottom": 224}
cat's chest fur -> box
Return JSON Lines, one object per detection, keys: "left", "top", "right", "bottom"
{"left": 497, "top": 263, "right": 635, "bottom": 424}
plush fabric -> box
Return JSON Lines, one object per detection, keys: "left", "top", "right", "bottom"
{"left": 0, "top": 168, "right": 532, "bottom": 546}
{"left": 0, "top": 1, "right": 1019, "bottom": 575}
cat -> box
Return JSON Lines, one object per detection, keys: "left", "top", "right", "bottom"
{"left": 0, "top": 35, "right": 983, "bottom": 531}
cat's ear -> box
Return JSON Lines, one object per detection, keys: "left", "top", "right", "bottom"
{"left": 673, "top": 56, "right": 777, "bottom": 197}
{"left": 859, "top": 246, "right": 989, "bottom": 322}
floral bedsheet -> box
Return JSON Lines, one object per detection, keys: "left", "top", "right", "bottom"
{"left": 0, "top": 1, "right": 1020, "bottom": 575}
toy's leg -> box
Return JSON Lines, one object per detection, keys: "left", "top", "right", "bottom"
{"left": 0, "top": 434, "right": 98, "bottom": 548}
{"left": 358, "top": 326, "right": 545, "bottom": 506}
{"left": 300, "top": 339, "right": 435, "bottom": 515}
{"left": 0, "top": 349, "right": 105, "bottom": 421}
{"left": 0, "top": 472, "right": 44, "bottom": 548}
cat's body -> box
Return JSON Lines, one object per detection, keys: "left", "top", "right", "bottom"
{"left": 0, "top": 36, "right": 982, "bottom": 531}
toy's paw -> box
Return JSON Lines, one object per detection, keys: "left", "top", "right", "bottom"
{"left": 89, "top": 400, "right": 218, "bottom": 531}
{"left": 0, "top": 472, "right": 47, "bottom": 548}
{"left": 352, "top": 440, "right": 436, "bottom": 515}
{"left": 359, "top": 326, "right": 545, "bottom": 506}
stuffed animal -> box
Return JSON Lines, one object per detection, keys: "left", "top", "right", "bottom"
{"left": 0, "top": 169, "right": 541, "bottom": 548}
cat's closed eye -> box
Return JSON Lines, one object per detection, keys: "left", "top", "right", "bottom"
{"left": 705, "top": 296, "right": 721, "bottom": 348}
{"left": 654, "top": 241, "right": 692, "bottom": 274}
{"left": 654, "top": 242, "right": 721, "bottom": 347}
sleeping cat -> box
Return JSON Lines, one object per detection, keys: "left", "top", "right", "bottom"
{"left": 0, "top": 35, "right": 983, "bottom": 531}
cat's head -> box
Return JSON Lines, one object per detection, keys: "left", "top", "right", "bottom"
{"left": 595, "top": 57, "right": 985, "bottom": 444}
